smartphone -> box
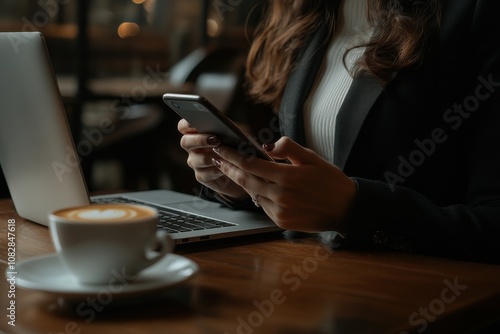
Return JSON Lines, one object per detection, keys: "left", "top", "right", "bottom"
{"left": 163, "top": 93, "right": 274, "bottom": 161}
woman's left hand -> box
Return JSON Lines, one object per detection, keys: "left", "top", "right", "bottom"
{"left": 212, "top": 136, "right": 357, "bottom": 233}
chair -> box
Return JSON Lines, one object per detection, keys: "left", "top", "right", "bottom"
{"left": 167, "top": 44, "right": 248, "bottom": 113}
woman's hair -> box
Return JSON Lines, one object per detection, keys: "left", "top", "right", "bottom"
{"left": 246, "top": 0, "right": 442, "bottom": 109}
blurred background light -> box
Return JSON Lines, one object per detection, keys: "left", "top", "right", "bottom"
{"left": 117, "top": 22, "right": 141, "bottom": 38}
{"left": 206, "top": 19, "right": 220, "bottom": 37}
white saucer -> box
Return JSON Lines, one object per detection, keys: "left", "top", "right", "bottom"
{"left": 11, "top": 252, "right": 198, "bottom": 299}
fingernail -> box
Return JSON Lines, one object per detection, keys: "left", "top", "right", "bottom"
{"left": 263, "top": 143, "right": 275, "bottom": 151}
{"left": 212, "top": 158, "right": 221, "bottom": 169}
{"left": 212, "top": 147, "right": 220, "bottom": 155}
{"left": 207, "top": 136, "right": 221, "bottom": 146}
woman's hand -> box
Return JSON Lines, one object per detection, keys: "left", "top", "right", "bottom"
{"left": 212, "top": 136, "right": 357, "bottom": 233}
{"left": 177, "top": 119, "right": 249, "bottom": 200}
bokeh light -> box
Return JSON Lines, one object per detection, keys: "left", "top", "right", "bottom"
{"left": 117, "top": 22, "right": 141, "bottom": 39}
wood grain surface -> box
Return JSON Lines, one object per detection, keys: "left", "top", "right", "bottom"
{"left": 1, "top": 199, "right": 500, "bottom": 334}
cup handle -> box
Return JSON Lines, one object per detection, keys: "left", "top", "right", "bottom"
{"left": 141, "top": 231, "right": 174, "bottom": 269}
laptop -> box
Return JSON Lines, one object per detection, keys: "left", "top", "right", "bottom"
{"left": 0, "top": 32, "right": 281, "bottom": 245}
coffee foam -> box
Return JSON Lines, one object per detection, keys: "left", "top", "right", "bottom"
{"left": 53, "top": 204, "right": 155, "bottom": 223}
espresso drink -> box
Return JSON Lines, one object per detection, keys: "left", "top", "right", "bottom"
{"left": 53, "top": 204, "right": 155, "bottom": 223}
{"left": 49, "top": 204, "right": 173, "bottom": 285}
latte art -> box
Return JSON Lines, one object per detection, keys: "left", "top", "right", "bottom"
{"left": 71, "top": 208, "right": 135, "bottom": 221}
{"left": 53, "top": 204, "right": 156, "bottom": 223}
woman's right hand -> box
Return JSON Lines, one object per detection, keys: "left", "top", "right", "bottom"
{"left": 178, "top": 119, "right": 249, "bottom": 200}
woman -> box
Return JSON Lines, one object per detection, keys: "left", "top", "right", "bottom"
{"left": 178, "top": 0, "right": 500, "bottom": 263}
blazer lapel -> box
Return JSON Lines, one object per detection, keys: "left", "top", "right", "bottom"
{"left": 279, "top": 0, "right": 383, "bottom": 170}
{"left": 279, "top": 25, "right": 331, "bottom": 145}
{"left": 279, "top": 1, "right": 339, "bottom": 145}
{"left": 333, "top": 76, "right": 384, "bottom": 169}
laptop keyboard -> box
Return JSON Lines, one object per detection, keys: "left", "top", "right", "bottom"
{"left": 91, "top": 197, "right": 236, "bottom": 234}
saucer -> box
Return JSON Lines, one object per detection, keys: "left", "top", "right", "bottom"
{"left": 11, "top": 252, "right": 199, "bottom": 299}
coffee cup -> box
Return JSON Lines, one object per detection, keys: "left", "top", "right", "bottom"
{"left": 48, "top": 204, "right": 173, "bottom": 285}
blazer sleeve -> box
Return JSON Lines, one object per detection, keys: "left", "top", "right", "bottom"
{"left": 343, "top": 1, "right": 500, "bottom": 264}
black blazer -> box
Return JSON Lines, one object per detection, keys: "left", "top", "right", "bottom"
{"left": 278, "top": 0, "right": 500, "bottom": 263}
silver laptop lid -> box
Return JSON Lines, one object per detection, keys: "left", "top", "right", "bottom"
{"left": 0, "top": 32, "right": 90, "bottom": 225}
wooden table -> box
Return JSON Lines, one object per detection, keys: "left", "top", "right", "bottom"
{"left": 1, "top": 198, "right": 500, "bottom": 334}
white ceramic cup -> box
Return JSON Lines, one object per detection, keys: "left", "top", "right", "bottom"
{"left": 48, "top": 204, "right": 173, "bottom": 285}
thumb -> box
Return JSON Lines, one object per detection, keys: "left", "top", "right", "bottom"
{"left": 264, "top": 136, "right": 318, "bottom": 165}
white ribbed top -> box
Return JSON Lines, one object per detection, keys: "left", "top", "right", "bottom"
{"left": 303, "top": 0, "right": 373, "bottom": 163}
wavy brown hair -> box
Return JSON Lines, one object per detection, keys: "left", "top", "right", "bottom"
{"left": 246, "top": 0, "right": 442, "bottom": 109}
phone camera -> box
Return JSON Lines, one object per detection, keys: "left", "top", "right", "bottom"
{"left": 170, "top": 101, "right": 180, "bottom": 108}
